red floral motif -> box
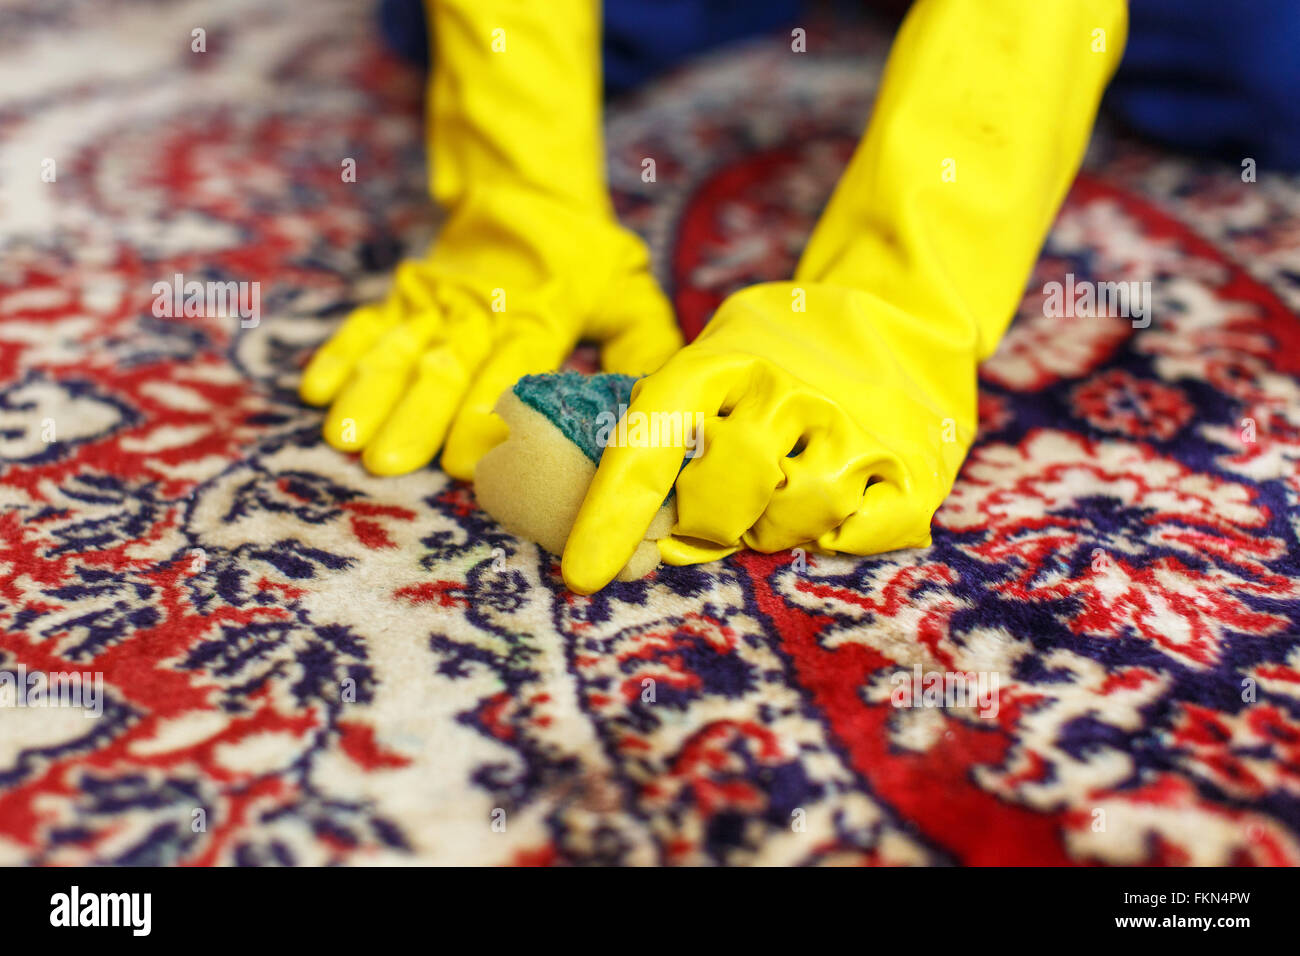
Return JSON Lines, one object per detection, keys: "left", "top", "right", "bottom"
{"left": 1072, "top": 369, "right": 1194, "bottom": 440}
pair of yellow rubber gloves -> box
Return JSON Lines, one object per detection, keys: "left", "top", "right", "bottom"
{"left": 300, "top": 0, "right": 1127, "bottom": 593}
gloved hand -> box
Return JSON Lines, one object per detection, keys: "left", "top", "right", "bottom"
{"left": 300, "top": 0, "right": 681, "bottom": 479}
{"left": 562, "top": 0, "right": 1127, "bottom": 593}
{"left": 564, "top": 282, "right": 968, "bottom": 586}
{"left": 1111, "top": 0, "right": 1300, "bottom": 169}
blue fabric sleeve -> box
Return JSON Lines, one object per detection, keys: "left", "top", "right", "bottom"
{"left": 1111, "top": 0, "right": 1300, "bottom": 170}
{"left": 379, "top": 0, "right": 1300, "bottom": 170}
{"left": 378, "top": 0, "right": 802, "bottom": 95}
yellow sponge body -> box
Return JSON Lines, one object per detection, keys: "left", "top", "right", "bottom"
{"left": 474, "top": 390, "right": 675, "bottom": 581}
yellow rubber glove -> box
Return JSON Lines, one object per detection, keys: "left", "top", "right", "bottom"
{"left": 562, "top": 0, "right": 1127, "bottom": 594}
{"left": 299, "top": 0, "right": 681, "bottom": 480}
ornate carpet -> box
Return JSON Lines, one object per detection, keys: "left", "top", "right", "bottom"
{"left": 2, "top": 0, "right": 1299, "bottom": 865}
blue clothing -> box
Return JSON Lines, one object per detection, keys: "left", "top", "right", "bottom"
{"left": 381, "top": 0, "right": 1300, "bottom": 170}
{"left": 1108, "top": 0, "right": 1300, "bottom": 170}
{"left": 379, "top": 0, "right": 801, "bottom": 94}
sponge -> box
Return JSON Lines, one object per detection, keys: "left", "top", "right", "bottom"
{"left": 473, "top": 372, "right": 676, "bottom": 581}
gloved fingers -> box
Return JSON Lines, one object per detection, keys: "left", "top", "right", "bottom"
{"left": 440, "top": 322, "right": 571, "bottom": 481}
{"left": 672, "top": 411, "right": 794, "bottom": 546}
{"left": 361, "top": 344, "right": 472, "bottom": 476}
{"left": 299, "top": 299, "right": 403, "bottom": 407}
{"left": 626, "top": 349, "right": 751, "bottom": 413}
{"left": 390, "top": 259, "right": 443, "bottom": 314}
{"left": 816, "top": 479, "right": 934, "bottom": 557}
{"left": 322, "top": 308, "right": 444, "bottom": 452}
{"left": 562, "top": 355, "right": 742, "bottom": 594}
{"left": 658, "top": 535, "right": 741, "bottom": 566}
{"left": 591, "top": 269, "right": 683, "bottom": 376}
{"left": 744, "top": 436, "right": 877, "bottom": 553}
